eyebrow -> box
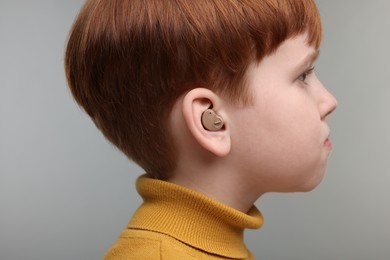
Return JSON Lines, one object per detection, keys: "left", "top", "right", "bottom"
{"left": 295, "top": 49, "right": 320, "bottom": 72}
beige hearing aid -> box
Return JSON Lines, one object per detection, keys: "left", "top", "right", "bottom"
{"left": 201, "top": 109, "right": 224, "bottom": 131}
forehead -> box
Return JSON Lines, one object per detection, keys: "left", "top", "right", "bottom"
{"left": 243, "top": 33, "right": 318, "bottom": 91}
{"left": 256, "top": 33, "right": 318, "bottom": 72}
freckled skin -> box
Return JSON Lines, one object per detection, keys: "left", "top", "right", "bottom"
{"left": 228, "top": 33, "right": 337, "bottom": 194}
{"left": 169, "top": 33, "right": 337, "bottom": 212}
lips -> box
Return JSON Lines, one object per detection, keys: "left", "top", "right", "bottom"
{"left": 324, "top": 137, "right": 332, "bottom": 149}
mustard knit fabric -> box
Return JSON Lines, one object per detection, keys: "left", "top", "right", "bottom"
{"left": 104, "top": 176, "right": 264, "bottom": 259}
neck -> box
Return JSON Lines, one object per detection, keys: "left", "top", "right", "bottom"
{"left": 168, "top": 164, "right": 264, "bottom": 213}
{"left": 130, "top": 176, "right": 264, "bottom": 258}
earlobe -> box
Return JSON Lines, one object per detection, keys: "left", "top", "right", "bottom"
{"left": 182, "top": 88, "right": 231, "bottom": 157}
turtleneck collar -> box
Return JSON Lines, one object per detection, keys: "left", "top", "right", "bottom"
{"left": 128, "top": 176, "right": 264, "bottom": 258}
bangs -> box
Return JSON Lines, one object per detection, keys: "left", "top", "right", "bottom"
{"left": 281, "top": 0, "right": 323, "bottom": 48}
{"left": 248, "top": 0, "right": 323, "bottom": 60}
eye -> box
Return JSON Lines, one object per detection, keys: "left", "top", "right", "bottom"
{"left": 298, "top": 67, "right": 315, "bottom": 83}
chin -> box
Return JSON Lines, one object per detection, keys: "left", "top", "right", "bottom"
{"left": 278, "top": 178, "right": 324, "bottom": 193}
{"left": 300, "top": 182, "right": 321, "bottom": 192}
{"left": 300, "top": 170, "right": 326, "bottom": 192}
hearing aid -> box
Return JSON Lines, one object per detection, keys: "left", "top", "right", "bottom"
{"left": 201, "top": 109, "right": 224, "bottom": 131}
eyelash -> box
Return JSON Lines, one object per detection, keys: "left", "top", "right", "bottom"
{"left": 298, "top": 67, "right": 315, "bottom": 83}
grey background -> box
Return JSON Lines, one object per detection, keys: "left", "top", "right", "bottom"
{"left": 1, "top": 0, "right": 389, "bottom": 259}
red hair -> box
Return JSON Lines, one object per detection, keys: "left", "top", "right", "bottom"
{"left": 65, "top": 0, "right": 322, "bottom": 179}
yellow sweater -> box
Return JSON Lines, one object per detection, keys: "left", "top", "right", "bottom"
{"left": 104, "top": 177, "right": 263, "bottom": 259}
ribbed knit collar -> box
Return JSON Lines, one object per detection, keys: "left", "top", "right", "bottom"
{"left": 128, "top": 176, "right": 264, "bottom": 259}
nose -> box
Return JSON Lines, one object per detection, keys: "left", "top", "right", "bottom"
{"left": 317, "top": 83, "right": 337, "bottom": 120}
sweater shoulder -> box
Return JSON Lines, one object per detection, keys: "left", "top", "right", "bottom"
{"left": 103, "top": 229, "right": 201, "bottom": 260}
{"left": 103, "top": 233, "right": 161, "bottom": 260}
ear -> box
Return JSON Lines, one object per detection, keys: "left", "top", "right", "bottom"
{"left": 182, "top": 88, "right": 231, "bottom": 157}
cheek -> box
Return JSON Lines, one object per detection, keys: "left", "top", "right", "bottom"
{"left": 270, "top": 106, "right": 323, "bottom": 166}
{"left": 253, "top": 98, "right": 326, "bottom": 186}
{"left": 260, "top": 98, "right": 320, "bottom": 148}
{"left": 267, "top": 121, "right": 327, "bottom": 191}
{"left": 257, "top": 136, "right": 328, "bottom": 192}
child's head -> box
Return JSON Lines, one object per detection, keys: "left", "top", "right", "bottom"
{"left": 65, "top": 0, "right": 322, "bottom": 179}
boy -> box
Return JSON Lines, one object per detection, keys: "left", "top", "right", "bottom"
{"left": 65, "top": 0, "right": 337, "bottom": 259}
